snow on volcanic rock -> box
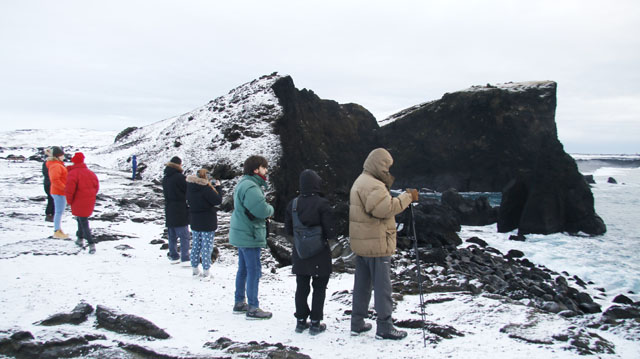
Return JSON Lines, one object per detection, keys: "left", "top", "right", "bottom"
{"left": 96, "top": 73, "right": 284, "bottom": 182}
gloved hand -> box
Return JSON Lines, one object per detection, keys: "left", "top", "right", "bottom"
{"left": 406, "top": 188, "right": 419, "bottom": 202}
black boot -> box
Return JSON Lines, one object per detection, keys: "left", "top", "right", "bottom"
{"left": 295, "top": 319, "right": 309, "bottom": 333}
{"left": 309, "top": 320, "right": 326, "bottom": 335}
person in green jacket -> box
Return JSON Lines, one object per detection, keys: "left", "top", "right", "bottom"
{"left": 230, "top": 155, "right": 275, "bottom": 320}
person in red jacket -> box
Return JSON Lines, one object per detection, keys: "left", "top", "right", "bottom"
{"left": 65, "top": 152, "right": 100, "bottom": 254}
{"left": 46, "top": 146, "right": 69, "bottom": 239}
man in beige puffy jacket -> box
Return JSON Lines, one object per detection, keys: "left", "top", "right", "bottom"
{"left": 349, "top": 148, "right": 419, "bottom": 340}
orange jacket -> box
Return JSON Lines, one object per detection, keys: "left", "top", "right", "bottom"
{"left": 46, "top": 158, "right": 67, "bottom": 195}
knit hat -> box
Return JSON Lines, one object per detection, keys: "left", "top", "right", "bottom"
{"left": 71, "top": 152, "right": 85, "bottom": 164}
{"left": 51, "top": 146, "right": 64, "bottom": 157}
{"left": 170, "top": 156, "right": 182, "bottom": 165}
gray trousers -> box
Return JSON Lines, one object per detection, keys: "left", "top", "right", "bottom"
{"left": 351, "top": 255, "right": 393, "bottom": 334}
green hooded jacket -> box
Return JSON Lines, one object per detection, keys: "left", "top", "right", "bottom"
{"left": 229, "top": 174, "right": 275, "bottom": 248}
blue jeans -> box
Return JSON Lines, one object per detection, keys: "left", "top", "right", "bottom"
{"left": 168, "top": 226, "right": 190, "bottom": 261}
{"left": 234, "top": 247, "right": 262, "bottom": 308}
{"left": 52, "top": 194, "right": 66, "bottom": 231}
{"left": 190, "top": 231, "right": 215, "bottom": 270}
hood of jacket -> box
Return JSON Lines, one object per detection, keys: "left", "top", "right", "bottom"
{"left": 164, "top": 162, "right": 183, "bottom": 177}
{"left": 362, "top": 148, "right": 395, "bottom": 189}
{"left": 186, "top": 175, "right": 209, "bottom": 186}
{"left": 299, "top": 169, "right": 323, "bottom": 196}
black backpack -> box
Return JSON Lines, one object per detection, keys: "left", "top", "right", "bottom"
{"left": 292, "top": 197, "right": 325, "bottom": 259}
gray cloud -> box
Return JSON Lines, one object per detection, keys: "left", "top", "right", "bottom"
{"left": 1, "top": 0, "right": 638, "bottom": 153}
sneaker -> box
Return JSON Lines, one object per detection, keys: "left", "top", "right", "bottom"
{"left": 375, "top": 328, "right": 407, "bottom": 340}
{"left": 45, "top": 214, "right": 53, "bottom": 222}
{"left": 233, "top": 302, "right": 249, "bottom": 314}
{"left": 192, "top": 267, "right": 201, "bottom": 276}
{"left": 351, "top": 322, "right": 372, "bottom": 336}
{"left": 88, "top": 244, "right": 96, "bottom": 254}
{"left": 75, "top": 238, "right": 84, "bottom": 248}
{"left": 246, "top": 307, "right": 272, "bottom": 320}
{"left": 295, "top": 319, "right": 309, "bottom": 333}
{"left": 309, "top": 320, "right": 326, "bottom": 335}
{"left": 53, "top": 230, "right": 69, "bottom": 239}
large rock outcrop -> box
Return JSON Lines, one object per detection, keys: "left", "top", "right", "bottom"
{"left": 377, "top": 81, "right": 605, "bottom": 235}
{"left": 103, "top": 75, "right": 604, "bottom": 236}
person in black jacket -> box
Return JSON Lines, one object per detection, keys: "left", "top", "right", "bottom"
{"left": 162, "top": 156, "right": 191, "bottom": 264}
{"left": 186, "top": 169, "right": 223, "bottom": 279}
{"left": 42, "top": 148, "right": 54, "bottom": 222}
{"left": 284, "top": 169, "right": 336, "bottom": 335}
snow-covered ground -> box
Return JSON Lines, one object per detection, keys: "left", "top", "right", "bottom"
{"left": 1, "top": 131, "right": 639, "bottom": 358}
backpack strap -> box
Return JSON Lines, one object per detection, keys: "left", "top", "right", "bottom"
{"left": 292, "top": 197, "right": 303, "bottom": 229}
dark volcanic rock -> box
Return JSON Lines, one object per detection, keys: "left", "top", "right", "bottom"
{"left": 376, "top": 81, "right": 604, "bottom": 236}
{"left": 95, "top": 305, "right": 170, "bottom": 339}
{"left": 270, "top": 76, "right": 379, "bottom": 231}
{"left": 441, "top": 188, "right": 498, "bottom": 225}
{"left": 584, "top": 174, "right": 595, "bottom": 184}
{"left": 37, "top": 302, "right": 94, "bottom": 326}
{"left": 204, "top": 337, "right": 310, "bottom": 359}
{"left": 396, "top": 198, "right": 461, "bottom": 249}
{"left": 607, "top": 177, "right": 617, "bottom": 184}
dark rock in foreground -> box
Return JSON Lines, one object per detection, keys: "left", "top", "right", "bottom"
{"left": 204, "top": 337, "right": 311, "bottom": 359}
{"left": 95, "top": 305, "right": 170, "bottom": 339}
{"left": 37, "top": 302, "right": 94, "bottom": 326}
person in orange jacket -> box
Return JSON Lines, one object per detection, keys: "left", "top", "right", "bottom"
{"left": 65, "top": 152, "right": 100, "bottom": 254}
{"left": 46, "top": 146, "right": 69, "bottom": 239}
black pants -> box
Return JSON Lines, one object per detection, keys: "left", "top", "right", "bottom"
{"left": 295, "top": 274, "right": 329, "bottom": 322}
{"left": 76, "top": 217, "right": 94, "bottom": 244}
{"left": 44, "top": 184, "right": 54, "bottom": 216}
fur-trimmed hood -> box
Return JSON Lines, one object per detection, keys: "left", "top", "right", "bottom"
{"left": 186, "top": 175, "right": 209, "bottom": 186}
{"left": 165, "top": 161, "right": 183, "bottom": 172}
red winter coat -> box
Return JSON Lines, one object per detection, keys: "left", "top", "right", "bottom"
{"left": 65, "top": 163, "right": 99, "bottom": 217}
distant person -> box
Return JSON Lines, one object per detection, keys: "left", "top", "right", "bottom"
{"left": 42, "top": 148, "right": 54, "bottom": 222}
{"left": 186, "top": 169, "right": 223, "bottom": 278}
{"left": 284, "top": 169, "right": 336, "bottom": 335}
{"left": 349, "top": 148, "right": 419, "bottom": 340}
{"left": 65, "top": 152, "right": 100, "bottom": 254}
{"left": 162, "top": 156, "right": 191, "bottom": 265}
{"left": 131, "top": 155, "right": 137, "bottom": 180}
{"left": 46, "top": 146, "right": 70, "bottom": 239}
{"left": 229, "top": 155, "right": 274, "bottom": 319}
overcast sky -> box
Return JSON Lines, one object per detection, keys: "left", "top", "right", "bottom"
{"left": 1, "top": 0, "right": 638, "bottom": 153}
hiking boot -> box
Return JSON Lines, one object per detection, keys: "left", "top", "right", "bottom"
{"left": 309, "top": 320, "right": 326, "bottom": 335}
{"left": 45, "top": 214, "right": 53, "bottom": 222}
{"left": 201, "top": 269, "right": 211, "bottom": 279}
{"left": 295, "top": 319, "right": 309, "bottom": 333}
{"left": 375, "top": 328, "right": 407, "bottom": 340}
{"left": 88, "top": 244, "right": 96, "bottom": 254}
{"left": 351, "top": 322, "right": 372, "bottom": 336}
{"left": 233, "top": 302, "right": 249, "bottom": 314}
{"left": 75, "top": 238, "right": 84, "bottom": 248}
{"left": 192, "top": 267, "right": 201, "bottom": 276}
{"left": 246, "top": 307, "right": 272, "bottom": 320}
{"left": 53, "top": 230, "right": 69, "bottom": 239}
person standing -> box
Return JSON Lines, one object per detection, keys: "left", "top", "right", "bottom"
{"left": 349, "top": 148, "right": 419, "bottom": 340}
{"left": 284, "top": 169, "right": 336, "bottom": 335}
{"left": 186, "top": 169, "right": 223, "bottom": 278}
{"left": 229, "top": 155, "right": 274, "bottom": 319}
{"left": 65, "top": 152, "right": 100, "bottom": 254}
{"left": 46, "top": 146, "right": 69, "bottom": 239}
{"left": 162, "top": 156, "right": 191, "bottom": 264}
{"left": 42, "top": 148, "right": 54, "bottom": 222}
{"left": 131, "top": 155, "right": 137, "bottom": 180}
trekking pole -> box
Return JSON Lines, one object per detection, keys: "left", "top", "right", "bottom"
{"left": 410, "top": 203, "right": 427, "bottom": 347}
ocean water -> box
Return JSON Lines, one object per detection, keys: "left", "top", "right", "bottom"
{"left": 458, "top": 156, "right": 640, "bottom": 303}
